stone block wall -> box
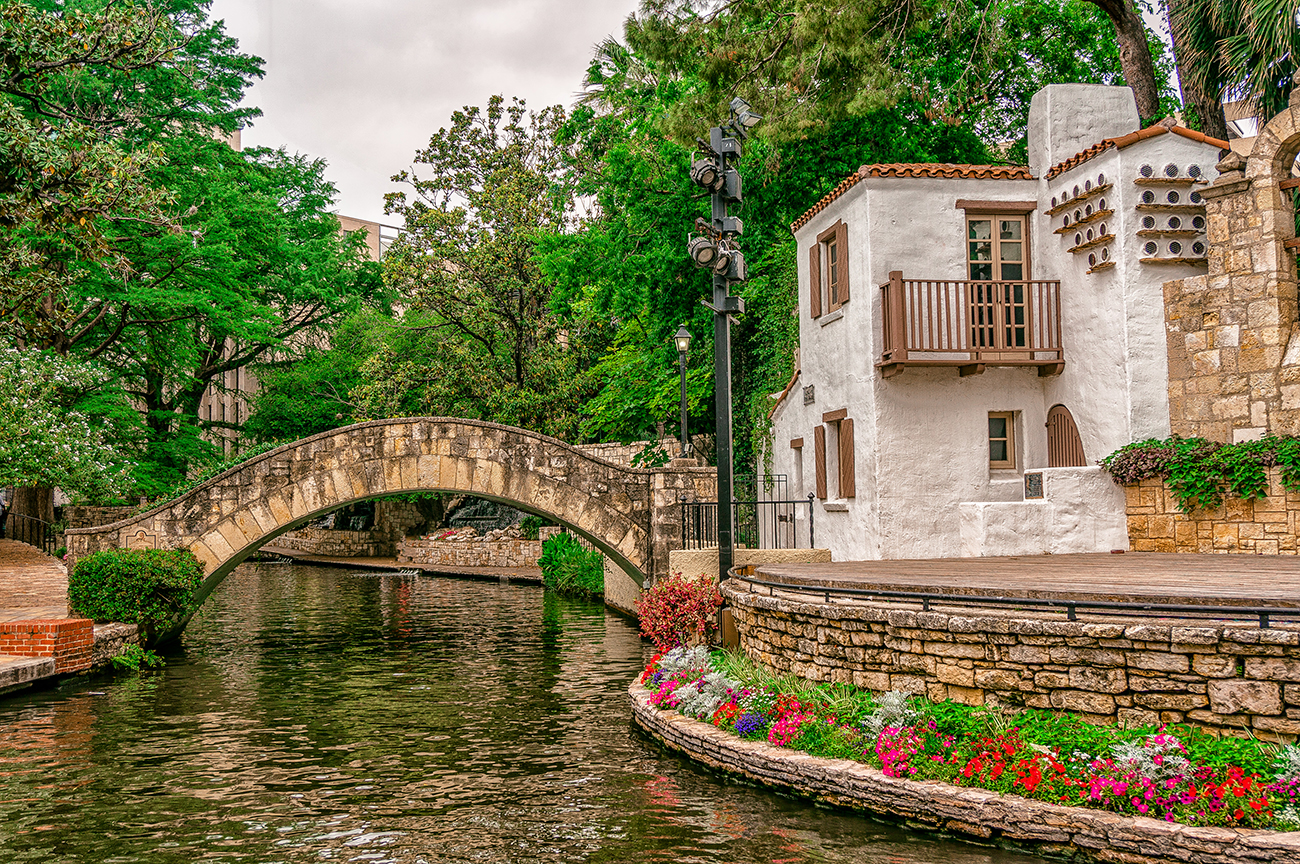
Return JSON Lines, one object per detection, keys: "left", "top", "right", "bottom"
{"left": 723, "top": 583, "right": 1300, "bottom": 738}
{"left": 397, "top": 538, "right": 542, "bottom": 568}
{"left": 272, "top": 528, "right": 384, "bottom": 557}
{"left": 61, "top": 506, "right": 138, "bottom": 530}
{"left": 1125, "top": 468, "right": 1300, "bottom": 553}
{"left": 0, "top": 618, "right": 93, "bottom": 673}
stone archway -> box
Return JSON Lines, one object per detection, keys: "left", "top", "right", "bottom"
{"left": 66, "top": 419, "right": 714, "bottom": 613}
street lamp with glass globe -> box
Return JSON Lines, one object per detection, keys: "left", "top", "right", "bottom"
{"left": 674, "top": 326, "right": 692, "bottom": 458}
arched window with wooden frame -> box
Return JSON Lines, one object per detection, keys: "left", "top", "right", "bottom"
{"left": 1046, "top": 404, "right": 1087, "bottom": 467}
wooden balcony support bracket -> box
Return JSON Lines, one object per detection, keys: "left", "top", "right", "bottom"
{"left": 1038, "top": 361, "right": 1066, "bottom": 377}
{"left": 959, "top": 364, "right": 986, "bottom": 377}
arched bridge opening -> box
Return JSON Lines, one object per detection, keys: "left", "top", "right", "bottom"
{"left": 66, "top": 418, "right": 714, "bottom": 614}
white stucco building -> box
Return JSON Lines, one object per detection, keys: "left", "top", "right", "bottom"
{"left": 767, "top": 84, "right": 1229, "bottom": 560}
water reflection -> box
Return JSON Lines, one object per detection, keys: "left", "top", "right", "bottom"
{"left": 0, "top": 564, "right": 1046, "bottom": 863}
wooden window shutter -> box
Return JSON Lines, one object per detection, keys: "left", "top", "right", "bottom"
{"left": 838, "top": 418, "right": 855, "bottom": 498}
{"left": 835, "top": 220, "right": 849, "bottom": 302}
{"left": 809, "top": 244, "right": 822, "bottom": 318}
{"left": 813, "top": 425, "right": 827, "bottom": 499}
{"left": 1046, "top": 404, "right": 1087, "bottom": 467}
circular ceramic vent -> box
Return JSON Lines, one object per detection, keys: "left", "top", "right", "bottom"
{"left": 1192, "top": 241, "right": 1205, "bottom": 255}
{"left": 1188, "top": 164, "right": 1202, "bottom": 178}
{"left": 1190, "top": 191, "right": 1203, "bottom": 204}
{"left": 1169, "top": 241, "right": 1183, "bottom": 255}
{"left": 1051, "top": 196, "right": 1058, "bottom": 208}
{"left": 1062, "top": 214, "right": 1071, "bottom": 227}
{"left": 1097, "top": 173, "right": 1106, "bottom": 186}
{"left": 1099, "top": 197, "right": 1108, "bottom": 210}
{"left": 1144, "top": 241, "right": 1159, "bottom": 255}
{"left": 1085, "top": 203, "right": 1094, "bottom": 216}
{"left": 1085, "top": 179, "right": 1093, "bottom": 192}
{"left": 1074, "top": 209, "right": 1082, "bottom": 222}
{"left": 1165, "top": 163, "right": 1179, "bottom": 177}
{"left": 1192, "top": 215, "right": 1205, "bottom": 230}
{"left": 1102, "top": 246, "right": 1110, "bottom": 261}
{"left": 1072, "top": 185, "right": 1080, "bottom": 198}
{"left": 1142, "top": 215, "right": 1156, "bottom": 229}
{"left": 1140, "top": 164, "right": 1154, "bottom": 178}
{"left": 1099, "top": 222, "right": 1108, "bottom": 235}
{"left": 1142, "top": 190, "right": 1156, "bottom": 204}
{"left": 1168, "top": 216, "right": 1182, "bottom": 230}
{"left": 1088, "top": 253, "right": 1097, "bottom": 267}
{"left": 1075, "top": 232, "right": 1083, "bottom": 246}
{"left": 1167, "top": 190, "right": 1181, "bottom": 204}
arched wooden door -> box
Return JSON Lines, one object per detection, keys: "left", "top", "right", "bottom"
{"left": 1046, "top": 404, "right": 1087, "bottom": 467}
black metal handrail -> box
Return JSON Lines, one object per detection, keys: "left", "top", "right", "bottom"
{"left": 729, "top": 572, "right": 1300, "bottom": 629}
{"left": 681, "top": 495, "right": 815, "bottom": 550}
{"left": 3, "top": 513, "right": 59, "bottom": 556}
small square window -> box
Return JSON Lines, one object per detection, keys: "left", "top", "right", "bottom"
{"left": 988, "top": 412, "right": 1015, "bottom": 469}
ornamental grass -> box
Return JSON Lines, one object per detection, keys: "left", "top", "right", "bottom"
{"left": 641, "top": 647, "right": 1300, "bottom": 831}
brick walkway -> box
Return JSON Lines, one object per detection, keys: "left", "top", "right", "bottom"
{"left": 0, "top": 539, "right": 69, "bottom": 621}
{"left": 0, "top": 540, "right": 90, "bottom": 692}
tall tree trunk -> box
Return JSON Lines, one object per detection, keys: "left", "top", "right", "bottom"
{"left": 1164, "top": 0, "right": 1230, "bottom": 143}
{"left": 9, "top": 485, "right": 55, "bottom": 547}
{"left": 1084, "top": 0, "right": 1162, "bottom": 122}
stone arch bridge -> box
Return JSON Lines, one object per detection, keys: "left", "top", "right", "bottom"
{"left": 66, "top": 418, "right": 714, "bottom": 608}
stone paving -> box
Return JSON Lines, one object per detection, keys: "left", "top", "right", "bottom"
{"left": 0, "top": 539, "right": 69, "bottom": 620}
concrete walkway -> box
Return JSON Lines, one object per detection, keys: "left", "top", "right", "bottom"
{"left": 0, "top": 539, "right": 87, "bottom": 693}
{"left": 0, "top": 538, "right": 69, "bottom": 620}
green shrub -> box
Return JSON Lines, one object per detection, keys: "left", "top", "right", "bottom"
{"left": 538, "top": 532, "right": 604, "bottom": 600}
{"left": 69, "top": 548, "right": 203, "bottom": 644}
{"left": 110, "top": 644, "right": 165, "bottom": 671}
{"left": 518, "top": 514, "right": 554, "bottom": 541}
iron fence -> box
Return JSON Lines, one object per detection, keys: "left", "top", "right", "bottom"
{"left": 680, "top": 494, "right": 815, "bottom": 550}
{"left": 4, "top": 513, "right": 59, "bottom": 556}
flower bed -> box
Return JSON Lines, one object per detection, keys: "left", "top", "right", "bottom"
{"left": 641, "top": 647, "right": 1300, "bottom": 832}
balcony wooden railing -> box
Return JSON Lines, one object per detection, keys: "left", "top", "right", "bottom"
{"left": 878, "top": 271, "right": 1064, "bottom": 378}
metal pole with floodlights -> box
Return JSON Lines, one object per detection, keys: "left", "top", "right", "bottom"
{"left": 674, "top": 326, "right": 692, "bottom": 459}
{"left": 685, "top": 97, "right": 761, "bottom": 586}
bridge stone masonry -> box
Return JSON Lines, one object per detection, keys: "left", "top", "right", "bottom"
{"left": 65, "top": 418, "right": 715, "bottom": 614}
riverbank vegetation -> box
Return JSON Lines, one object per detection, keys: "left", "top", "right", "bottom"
{"left": 69, "top": 548, "right": 202, "bottom": 645}
{"left": 538, "top": 533, "right": 604, "bottom": 599}
{"left": 643, "top": 647, "right": 1300, "bottom": 831}
{"left": 1100, "top": 436, "right": 1300, "bottom": 512}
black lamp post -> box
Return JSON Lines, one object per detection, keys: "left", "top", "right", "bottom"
{"left": 674, "top": 326, "right": 692, "bottom": 458}
{"left": 685, "top": 97, "right": 762, "bottom": 584}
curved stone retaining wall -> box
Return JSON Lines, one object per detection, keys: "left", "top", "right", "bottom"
{"left": 397, "top": 538, "right": 541, "bottom": 569}
{"left": 722, "top": 582, "right": 1300, "bottom": 737}
{"left": 629, "top": 682, "right": 1300, "bottom": 864}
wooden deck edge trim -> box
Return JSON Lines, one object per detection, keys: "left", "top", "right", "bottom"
{"left": 629, "top": 683, "right": 1300, "bottom": 864}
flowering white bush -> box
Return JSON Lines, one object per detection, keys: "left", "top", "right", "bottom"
{"left": 0, "top": 347, "right": 133, "bottom": 498}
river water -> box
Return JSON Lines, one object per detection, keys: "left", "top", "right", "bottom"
{"left": 0, "top": 564, "right": 1047, "bottom": 863}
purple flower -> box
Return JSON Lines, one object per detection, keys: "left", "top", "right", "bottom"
{"left": 734, "top": 713, "right": 769, "bottom": 735}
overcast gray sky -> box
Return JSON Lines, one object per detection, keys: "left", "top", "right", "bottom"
{"left": 208, "top": 0, "right": 641, "bottom": 223}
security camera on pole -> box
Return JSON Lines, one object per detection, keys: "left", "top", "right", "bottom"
{"left": 686, "top": 97, "right": 761, "bottom": 585}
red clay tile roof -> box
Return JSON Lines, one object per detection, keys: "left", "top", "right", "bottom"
{"left": 790, "top": 164, "right": 1034, "bottom": 233}
{"left": 1045, "top": 124, "right": 1230, "bottom": 179}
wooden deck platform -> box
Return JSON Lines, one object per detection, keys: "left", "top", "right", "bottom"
{"left": 752, "top": 553, "right": 1300, "bottom": 608}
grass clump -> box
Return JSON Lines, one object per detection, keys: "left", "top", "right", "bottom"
{"left": 538, "top": 532, "right": 603, "bottom": 599}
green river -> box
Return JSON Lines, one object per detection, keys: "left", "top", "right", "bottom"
{"left": 0, "top": 563, "right": 1048, "bottom": 863}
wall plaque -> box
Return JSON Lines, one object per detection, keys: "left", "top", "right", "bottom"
{"left": 1024, "top": 472, "right": 1044, "bottom": 500}
{"left": 802, "top": 385, "right": 816, "bottom": 405}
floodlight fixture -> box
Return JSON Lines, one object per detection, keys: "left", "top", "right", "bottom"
{"left": 729, "top": 97, "right": 763, "bottom": 131}
{"left": 687, "top": 236, "right": 719, "bottom": 268}
{"left": 689, "top": 158, "right": 725, "bottom": 192}
{"left": 710, "top": 246, "right": 734, "bottom": 275}
{"left": 674, "top": 325, "right": 692, "bottom": 355}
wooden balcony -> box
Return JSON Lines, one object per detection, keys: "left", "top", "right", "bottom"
{"left": 878, "top": 271, "right": 1064, "bottom": 378}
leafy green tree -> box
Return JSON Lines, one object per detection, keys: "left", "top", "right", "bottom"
{"left": 84, "top": 134, "right": 380, "bottom": 494}
{"left": 1172, "top": 0, "right": 1299, "bottom": 135}
{"left": 374, "top": 96, "right": 593, "bottom": 438}
{"left": 1, "top": 0, "right": 261, "bottom": 351}
{"left": 0, "top": 348, "right": 133, "bottom": 517}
